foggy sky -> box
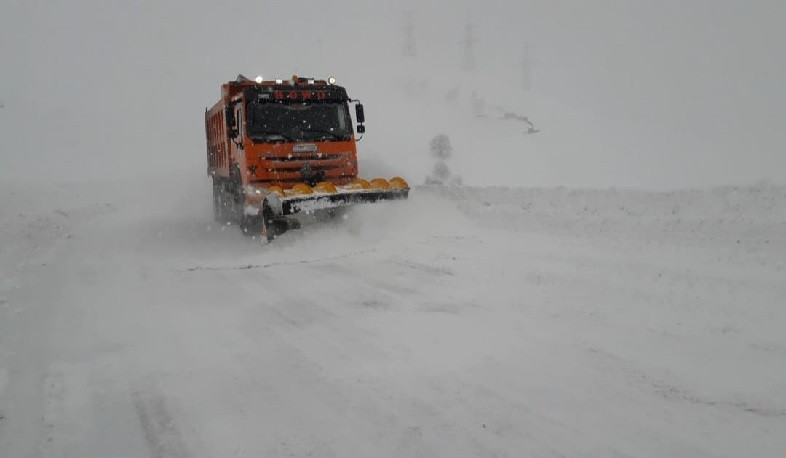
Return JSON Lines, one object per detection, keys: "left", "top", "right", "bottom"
{"left": 1, "top": 0, "right": 784, "bottom": 188}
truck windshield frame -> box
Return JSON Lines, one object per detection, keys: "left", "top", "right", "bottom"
{"left": 246, "top": 101, "right": 353, "bottom": 143}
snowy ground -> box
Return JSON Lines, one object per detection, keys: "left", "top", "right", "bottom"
{"left": 1, "top": 175, "right": 785, "bottom": 457}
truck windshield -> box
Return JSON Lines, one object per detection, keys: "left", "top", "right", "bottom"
{"left": 246, "top": 102, "right": 353, "bottom": 142}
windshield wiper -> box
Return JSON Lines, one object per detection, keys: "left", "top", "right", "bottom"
{"left": 302, "top": 130, "right": 347, "bottom": 141}
{"left": 250, "top": 132, "right": 293, "bottom": 142}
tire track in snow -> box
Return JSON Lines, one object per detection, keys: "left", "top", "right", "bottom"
{"left": 179, "top": 248, "right": 375, "bottom": 272}
{"left": 586, "top": 346, "right": 786, "bottom": 419}
{"left": 133, "top": 391, "right": 190, "bottom": 458}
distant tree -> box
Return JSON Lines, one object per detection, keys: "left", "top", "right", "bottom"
{"left": 430, "top": 161, "right": 450, "bottom": 182}
{"left": 402, "top": 12, "right": 417, "bottom": 57}
{"left": 430, "top": 134, "right": 453, "bottom": 160}
{"left": 426, "top": 134, "right": 462, "bottom": 186}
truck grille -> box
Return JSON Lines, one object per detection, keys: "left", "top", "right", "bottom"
{"left": 261, "top": 153, "right": 346, "bottom": 162}
{"left": 250, "top": 153, "right": 356, "bottom": 186}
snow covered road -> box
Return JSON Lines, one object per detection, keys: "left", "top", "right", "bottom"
{"left": 1, "top": 177, "right": 785, "bottom": 457}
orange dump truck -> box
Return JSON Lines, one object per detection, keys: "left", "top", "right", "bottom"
{"left": 205, "top": 75, "right": 409, "bottom": 240}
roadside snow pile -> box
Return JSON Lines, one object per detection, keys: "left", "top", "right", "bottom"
{"left": 426, "top": 184, "right": 786, "bottom": 247}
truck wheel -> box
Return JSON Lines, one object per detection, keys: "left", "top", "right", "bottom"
{"left": 327, "top": 206, "right": 349, "bottom": 221}
{"left": 212, "top": 182, "right": 225, "bottom": 223}
{"left": 213, "top": 180, "right": 233, "bottom": 224}
{"left": 229, "top": 165, "right": 245, "bottom": 223}
{"left": 240, "top": 213, "right": 263, "bottom": 237}
{"left": 240, "top": 202, "right": 279, "bottom": 242}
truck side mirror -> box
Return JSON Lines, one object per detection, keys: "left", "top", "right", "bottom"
{"left": 355, "top": 103, "right": 365, "bottom": 124}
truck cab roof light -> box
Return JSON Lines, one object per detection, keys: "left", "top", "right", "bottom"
{"left": 255, "top": 75, "right": 263, "bottom": 84}
{"left": 328, "top": 76, "right": 336, "bottom": 85}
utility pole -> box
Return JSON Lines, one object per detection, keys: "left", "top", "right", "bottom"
{"left": 402, "top": 12, "right": 416, "bottom": 58}
{"left": 521, "top": 44, "right": 531, "bottom": 91}
{"left": 461, "top": 21, "right": 476, "bottom": 71}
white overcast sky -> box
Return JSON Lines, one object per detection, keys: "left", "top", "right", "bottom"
{"left": 1, "top": 0, "right": 784, "bottom": 188}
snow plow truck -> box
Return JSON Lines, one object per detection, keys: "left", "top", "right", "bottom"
{"left": 205, "top": 75, "right": 409, "bottom": 240}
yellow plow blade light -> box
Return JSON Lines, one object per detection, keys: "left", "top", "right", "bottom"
{"left": 348, "top": 178, "right": 371, "bottom": 190}
{"left": 370, "top": 178, "right": 390, "bottom": 189}
{"left": 291, "top": 183, "right": 314, "bottom": 195}
{"left": 389, "top": 176, "right": 409, "bottom": 189}
{"left": 313, "top": 181, "right": 337, "bottom": 194}
{"left": 268, "top": 186, "right": 284, "bottom": 196}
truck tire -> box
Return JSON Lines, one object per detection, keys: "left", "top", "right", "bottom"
{"left": 229, "top": 165, "right": 246, "bottom": 224}
{"left": 240, "top": 202, "right": 280, "bottom": 242}
{"left": 212, "top": 180, "right": 227, "bottom": 223}
{"left": 240, "top": 213, "right": 263, "bottom": 237}
{"left": 227, "top": 164, "right": 286, "bottom": 242}
{"left": 325, "top": 206, "right": 348, "bottom": 222}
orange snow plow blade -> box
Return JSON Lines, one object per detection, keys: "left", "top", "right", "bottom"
{"left": 262, "top": 177, "right": 409, "bottom": 216}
